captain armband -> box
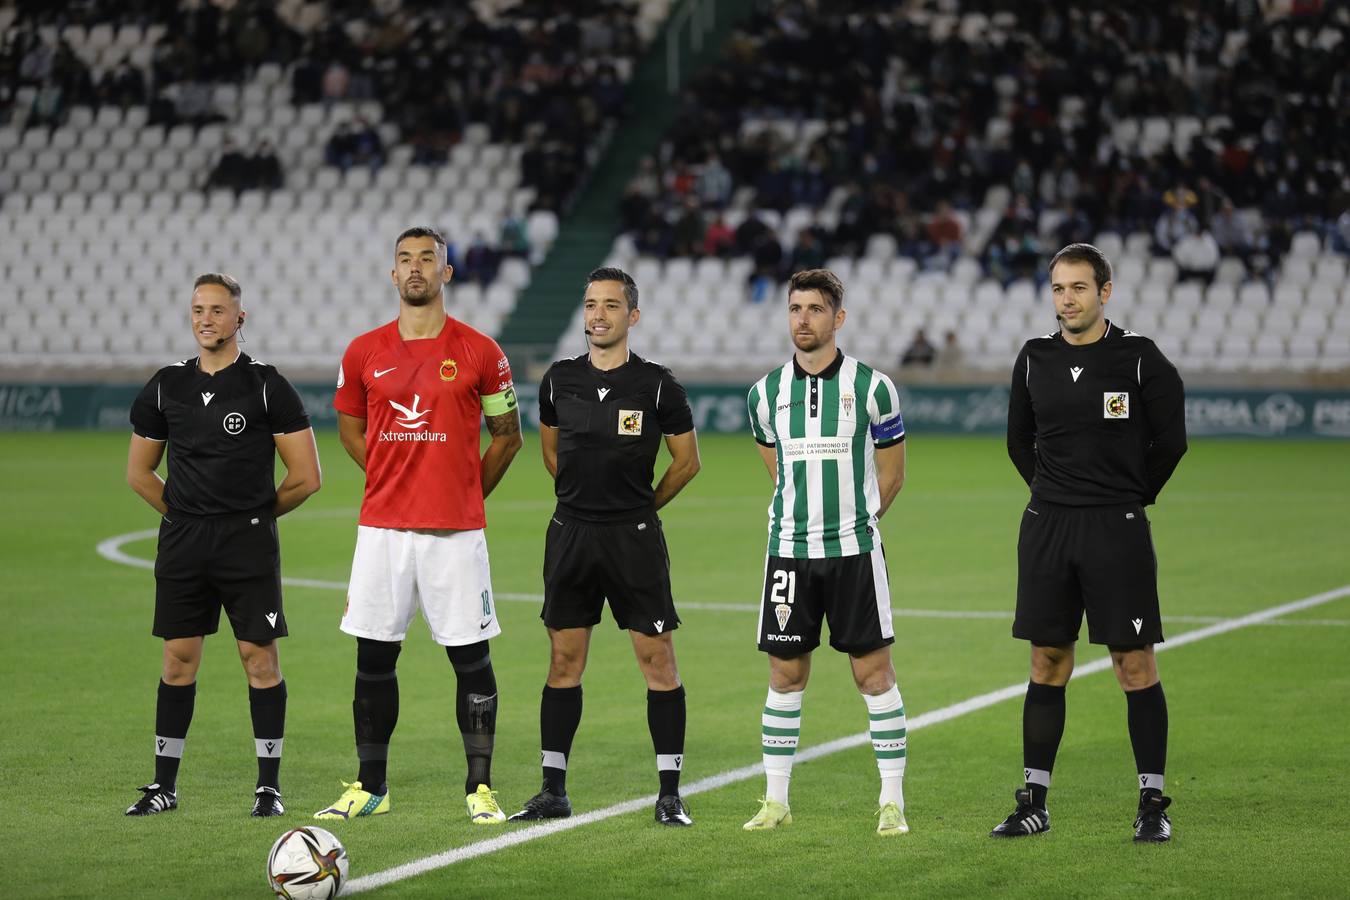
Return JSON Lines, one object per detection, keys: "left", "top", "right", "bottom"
{"left": 481, "top": 386, "right": 518, "bottom": 416}
{"left": 870, "top": 413, "right": 905, "bottom": 445}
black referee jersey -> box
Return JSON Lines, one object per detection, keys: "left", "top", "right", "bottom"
{"left": 130, "top": 352, "right": 311, "bottom": 516}
{"left": 539, "top": 352, "right": 695, "bottom": 523}
{"left": 1007, "top": 321, "right": 1187, "bottom": 506}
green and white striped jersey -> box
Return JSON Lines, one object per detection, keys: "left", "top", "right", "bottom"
{"left": 747, "top": 351, "right": 905, "bottom": 559}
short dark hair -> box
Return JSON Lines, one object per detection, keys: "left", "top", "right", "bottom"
{"left": 788, "top": 269, "right": 845, "bottom": 311}
{"left": 395, "top": 225, "right": 447, "bottom": 255}
{"left": 585, "top": 266, "right": 639, "bottom": 310}
{"left": 1048, "top": 243, "right": 1113, "bottom": 291}
{"left": 193, "top": 272, "right": 241, "bottom": 302}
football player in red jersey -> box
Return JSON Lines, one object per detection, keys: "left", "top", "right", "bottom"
{"left": 315, "top": 227, "right": 522, "bottom": 825}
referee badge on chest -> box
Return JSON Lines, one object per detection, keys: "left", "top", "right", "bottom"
{"left": 618, "top": 409, "right": 643, "bottom": 435}
{"left": 1103, "top": 392, "right": 1130, "bottom": 418}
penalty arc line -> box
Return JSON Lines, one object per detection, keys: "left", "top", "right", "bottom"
{"left": 94, "top": 530, "right": 1350, "bottom": 626}
{"left": 341, "top": 581, "right": 1350, "bottom": 895}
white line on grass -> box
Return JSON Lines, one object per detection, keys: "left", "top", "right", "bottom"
{"left": 93, "top": 530, "right": 1349, "bottom": 885}
{"left": 339, "top": 582, "right": 1350, "bottom": 895}
{"left": 95, "top": 529, "right": 1350, "bottom": 627}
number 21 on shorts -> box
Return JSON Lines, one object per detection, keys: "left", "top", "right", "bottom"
{"left": 771, "top": 569, "right": 796, "bottom": 631}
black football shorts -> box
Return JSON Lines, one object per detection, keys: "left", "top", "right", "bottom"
{"left": 757, "top": 548, "right": 895, "bottom": 657}
{"left": 541, "top": 512, "right": 680, "bottom": 636}
{"left": 1013, "top": 499, "right": 1163, "bottom": 646}
{"left": 153, "top": 508, "right": 287, "bottom": 644}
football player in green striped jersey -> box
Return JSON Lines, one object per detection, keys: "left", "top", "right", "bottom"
{"left": 743, "top": 269, "right": 910, "bottom": 836}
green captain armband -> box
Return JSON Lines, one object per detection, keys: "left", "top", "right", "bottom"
{"left": 482, "top": 386, "right": 518, "bottom": 416}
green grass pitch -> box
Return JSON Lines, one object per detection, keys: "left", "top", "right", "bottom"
{"left": 2, "top": 432, "right": 1347, "bottom": 898}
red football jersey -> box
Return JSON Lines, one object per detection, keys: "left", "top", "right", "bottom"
{"left": 334, "top": 318, "right": 514, "bottom": 529}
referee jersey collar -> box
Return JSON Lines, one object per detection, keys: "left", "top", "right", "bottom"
{"left": 792, "top": 349, "right": 844, "bottom": 380}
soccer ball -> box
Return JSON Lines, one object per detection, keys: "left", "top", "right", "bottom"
{"left": 267, "top": 826, "right": 349, "bottom": 899}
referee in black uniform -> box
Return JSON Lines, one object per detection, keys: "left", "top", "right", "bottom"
{"left": 990, "top": 243, "right": 1188, "bottom": 843}
{"left": 509, "top": 267, "right": 701, "bottom": 826}
{"left": 124, "top": 273, "right": 321, "bottom": 818}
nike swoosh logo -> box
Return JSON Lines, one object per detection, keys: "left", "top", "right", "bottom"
{"left": 374, "top": 367, "right": 397, "bottom": 378}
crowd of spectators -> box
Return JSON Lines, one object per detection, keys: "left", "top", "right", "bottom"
{"left": 297, "top": 2, "right": 640, "bottom": 212}
{"left": 623, "top": 0, "right": 1349, "bottom": 284}
{"left": 2, "top": 1, "right": 644, "bottom": 216}
{"left": 0, "top": 0, "right": 301, "bottom": 129}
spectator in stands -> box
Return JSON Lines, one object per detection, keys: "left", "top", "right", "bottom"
{"left": 1331, "top": 209, "right": 1350, "bottom": 256}
{"left": 1154, "top": 197, "right": 1198, "bottom": 256}
{"left": 1172, "top": 221, "right": 1221, "bottom": 285}
{"left": 207, "top": 137, "right": 252, "bottom": 194}
{"left": 789, "top": 229, "right": 827, "bottom": 273}
{"left": 900, "top": 329, "right": 937, "bottom": 368}
{"left": 322, "top": 60, "right": 350, "bottom": 103}
{"left": 935, "top": 331, "right": 966, "bottom": 374}
{"left": 696, "top": 154, "right": 732, "bottom": 208}
{"left": 461, "top": 233, "right": 498, "bottom": 285}
{"left": 704, "top": 214, "right": 735, "bottom": 257}
{"left": 1210, "top": 200, "right": 1255, "bottom": 266}
{"left": 499, "top": 214, "right": 531, "bottom": 259}
{"left": 671, "top": 197, "right": 705, "bottom": 258}
{"left": 252, "top": 141, "right": 284, "bottom": 192}
{"left": 926, "top": 200, "right": 963, "bottom": 265}
{"left": 173, "top": 79, "right": 224, "bottom": 127}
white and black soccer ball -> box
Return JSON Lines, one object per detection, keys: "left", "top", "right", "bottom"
{"left": 267, "top": 826, "right": 349, "bottom": 899}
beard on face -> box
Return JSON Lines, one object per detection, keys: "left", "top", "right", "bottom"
{"left": 401, "top": 280, "right": 439, "bottom": 305}
{"left": 793, "top": 330, "right": 824, "bottom": 351}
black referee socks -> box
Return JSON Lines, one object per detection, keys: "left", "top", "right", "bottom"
{"left": 249, "top": 681, "right": 287, "bottom": 790}
{"left": 153, "top": 680, "right": 196, "bottom": 791}
{"left": 540, "top": 684, "right": 583, "bottom": 795}
{"left": 1022, "top": 680, "right": 1066, "bottom": 808}
{"left": 648, "top": 685, "right": 687, "bottom": 797}
{"left": 1126, "top": 681, "right": 1168, "bottom": 796}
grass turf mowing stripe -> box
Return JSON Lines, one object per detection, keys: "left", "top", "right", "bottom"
{"left": 337, "top": 583, "right": 1350, "bottom": 895}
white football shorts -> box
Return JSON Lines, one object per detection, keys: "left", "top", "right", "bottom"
{"left": 341, "top": 525, "right": 501, "bottom": 646}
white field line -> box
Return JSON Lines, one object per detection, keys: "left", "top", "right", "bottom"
{"left": 92, "top": 529, "right": 1349, "bottom": 891}
{"left": 96, "top": 528, "right": 1350, "bottom": 627}
{"left": 340, "top": 582, "right": 1350, "bottom": 894}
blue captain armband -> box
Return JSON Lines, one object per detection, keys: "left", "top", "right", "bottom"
{"left": 870, "top": 413, "right": 905, "bottom": 445}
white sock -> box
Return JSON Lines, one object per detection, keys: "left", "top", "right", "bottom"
{"left": 762, "top": 688, "right": 802, "bottom": 805}
{"left": 865, "top": 685, "right": 906, "bottom": 808}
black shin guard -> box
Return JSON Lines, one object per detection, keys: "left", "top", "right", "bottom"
{"left": 448, "top": 642, "right": 497, "bottom": 795}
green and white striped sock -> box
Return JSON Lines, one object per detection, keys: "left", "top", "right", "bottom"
{"left": 865, "top": 685, "right": 907, "bottom": 808}
{"left": 761, "top": 688, "right": 802, "bottom": 805}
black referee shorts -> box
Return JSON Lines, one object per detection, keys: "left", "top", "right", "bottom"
{"left": 153, "top": 508, "right": 287, "bottom": 644}
{"left": 1014, "top": 499, "right": 1163, "bottom": 647}
{"left": 541, "top": 512, "right": 680, "bottom": 636}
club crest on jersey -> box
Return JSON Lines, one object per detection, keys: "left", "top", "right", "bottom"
{"left": 440, "top": 358, "right": 458, "bottom": 382}
{"left": 618, "top": 409, "right": 643, "bottom": 435}
{"left": 841, "top": 392, "right": 854, "bottom": 416}
{"left": 775, "top": 603, "right": 792, "bottom": 631}
{"left": 1104, "top": 392, "right": 1130, "bottom": 418}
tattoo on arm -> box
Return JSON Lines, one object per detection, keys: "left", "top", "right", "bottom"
{"left": 485, "top": 410, "right": 521, "bottom": 437}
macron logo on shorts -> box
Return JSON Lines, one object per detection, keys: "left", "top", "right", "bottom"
{"left": 266, "top": 612, "right": 278, "bottom": 628}
{"left": 1132, "top": 617, "right": 1143, "bottom": 635}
